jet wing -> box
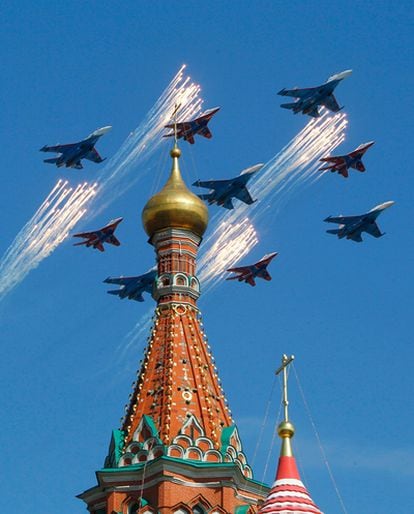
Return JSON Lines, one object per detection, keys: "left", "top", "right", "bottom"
{"left": 106, "top": 235, "right": 121, "bottom": 246}
{"left": 131, "top": 293, "right": 145, "bottom": 302}
{"left": 85, "top": 148, "right": 105, "bottom": 163}
{"left": 322, "top": 94, "right": 341, "bottom": 112}
{"left": 278, "top": 87, "right": 316, "bottom": 99}
{"left": 234, "top": 187, "right": 255, "bottom": 205}
{"left": 226, "top": 266, "right": 250, "bottom": 274}
{"left": 325, "top": 215, "right": 362, "bottom": 225}
{"left": 307, "top": 107, "right": 321, "bottom": 118}
{"left": 225, "top": 274, "right": 242, "bottom": 281}
{"left": 258, "top": 269, "right": 271, "bottom": 280}
{"left": 350, "top": 161, "right": 365, "bottom": 172}
{"left": 349, "top": 232, "right": 363, "bottom": 243}
{"left": 101, "top": 221, "right": 120, "bottom": 234}
{"left": 199, "top": 126, "right": 212, "bottom": 139}
{"left": 193, "top": 179, "right": 230, "bottom": 190}
{"left": 40, "top": 143, "right": 77, "bottom": 153}
{"left": 165, "top": 121, "right": 190, "bottom": 130}
{"left": 246, "top": 276, "right": 256, "bottom": 286}
{"left": 320, "top": 156, "right": 345, "bottom": 164}
{"left": 104, "top": 276, "right": 141, "bottom": 286}
{"left": 184, "top": 134, "right": 195, "bottom": 144}
{"left": 73, "top": 230, "right": 95, "bottom": 239}
{"left": 349, "top": 148, "right": 365, "bottom": 159}
{"left": 364, "top": 222, "right": 382, "bottom": 238}
{"left": 319, "top": 157, "right": 347, "bottom": 173}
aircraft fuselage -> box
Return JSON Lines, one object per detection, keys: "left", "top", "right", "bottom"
{"left": 60, "top": 137, "right": 99, "bottom": 167}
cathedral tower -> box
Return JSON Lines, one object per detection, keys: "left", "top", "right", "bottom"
{"left": 78, "top": 145, "right": 268, "bottom": 513}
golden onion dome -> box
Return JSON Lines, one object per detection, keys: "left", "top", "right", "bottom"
{"left": 142, "top": 146, "right": 209, "bottom": 238}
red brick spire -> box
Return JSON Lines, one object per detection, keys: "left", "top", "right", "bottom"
{"left": 118, "top": 145, "right": 251, "bottom": 474}
{"left": 78, "top": 144, "right": 268, "bottom": 513}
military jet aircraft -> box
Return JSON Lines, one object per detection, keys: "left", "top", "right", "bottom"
{"left": 324, "top": 201, "right": 394, "bottom": 243}
{"left": 226, "top": 252, "right": 278, "bottom": 286}
{"left": 278, "top": 70, "right": 352, "bottom": 118}
{"left": 164, "top": 107, "right": 220, "bottom": 144}
{"left": 104, "top": 270, "right": 156, "bottom": 302}
{"left": 193, "top": 163, "right": 263, "bottom": 210}
{"left": 319, "top": 141, "right": 375, "bottom": 178}
{"left": 40, "top": 126, "right": 112, "bottom": 169}
{"left": 73, "top": 217, "right": 123, "bottom": 252}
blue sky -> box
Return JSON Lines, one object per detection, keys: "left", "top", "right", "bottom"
{"left": 1, "top": 2, "right": 413, "bottom": 513}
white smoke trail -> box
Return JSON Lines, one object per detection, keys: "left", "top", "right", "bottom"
{"left": 0, "top": 180, "right": 97, "bottom": 299}
{"left": 0, "top": 66, "right": 202, "bottom": 301}
{"left": 93, "top": 65, "right": 202, "bottom": 215}
{"left": 116, "top": 310, "right": 153, "bottom": 366}
{"left": 198, "top": 110, "right": 347, "bottom": 288}
{"left": 198, "top": 217, "right": 258, "bottom": 293}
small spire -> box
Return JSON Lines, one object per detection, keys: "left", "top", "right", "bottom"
{"left": 258, "top": 355, "right": 323, "bottom": 514}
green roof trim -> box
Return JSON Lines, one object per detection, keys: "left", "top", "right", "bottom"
{"left": 220, "top": 425, "right": 237, "bottom": 455}
{"left": 98, "top": 455, "right": 268, "bottom": 488}
{"left": 104, "top": 429, "right": 125, "bottom": 468}
{"left": 142, "top": 414, "right": 159, "bottom": 438}
{"left": 113, "top": 429, "right": 125, "bottom": 465}
{"left": 235, "top": 507, "right": 250, "bottom": 514}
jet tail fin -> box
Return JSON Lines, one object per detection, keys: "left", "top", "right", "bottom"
{"left": 43, "top": 157, "right": 59, "bottom": 165}
{"left": 73, "top": 240, "right": 88, "bottom": 247}
{"left": 327, "top": 229, "right": 341, "bottom": 235}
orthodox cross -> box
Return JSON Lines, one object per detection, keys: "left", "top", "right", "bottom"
{"left": 275, "top": 354, "right": 295, "bottom": 422}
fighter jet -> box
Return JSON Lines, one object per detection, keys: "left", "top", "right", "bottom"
{"left": 72, "top": 217, "right": 123, "bottom": 252}
{"left": 193, "top": 163, "right": 263, "bottom": 210}
{"left": 104, "top": 270, "right": 156, "bottom": 302}
{"left": 40, "top": 126, "right": 112, "bottom": 169}
{"left": 278, "top": 70, "right": 352, "bottom": 118}
{"left": 164, "top": 107, "right": 220, "bottom": 144}
{"left": 319, "top": 141, "right": 375, "bottom": 178}
{"left": 324, "top": 201, "right": 394, "bottom": 243}
{"left": 226, "top": 252, "right": 278, "bottom": 287}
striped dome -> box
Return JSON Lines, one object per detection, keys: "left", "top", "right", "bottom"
{"left": 259, "top": 456, "right": 323, "bottom": 514}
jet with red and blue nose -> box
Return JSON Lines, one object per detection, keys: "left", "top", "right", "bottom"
{"left": 164, "top": 107, "right": 220, "bottom": 144}
{"left": 319, "top": 141, "right": 375, "bottom": 178}
{"left": 73, "top": 217, "right": 123, "bottom": 252}
{"left": 226, "top": 252, "right": 278, "bottom": 287}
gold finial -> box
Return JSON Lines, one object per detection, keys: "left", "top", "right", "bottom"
{"left": 170, "top": 145, "right": 181, "bottom": 158}
{"left": 275, "top": 354, "right": 295, "bottom": 457}
{"left": 142, "top": 134, "right": 208, "bottom": 238}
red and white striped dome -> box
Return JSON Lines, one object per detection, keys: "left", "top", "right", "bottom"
{"left": 259, "top": 455, "right": 323, "bottom": 514}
